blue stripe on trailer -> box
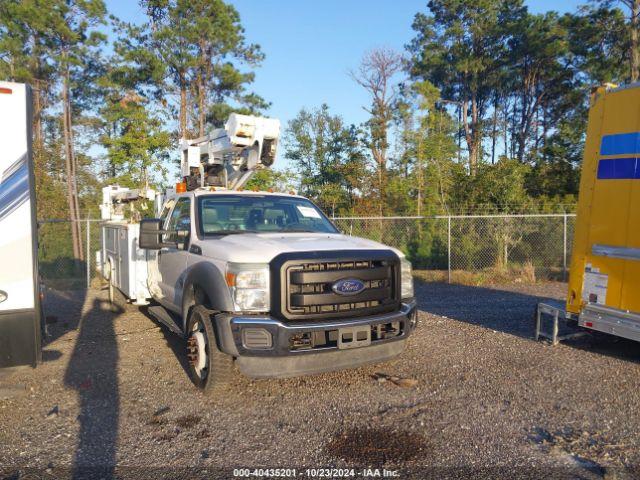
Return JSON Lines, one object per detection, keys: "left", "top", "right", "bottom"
{"left": 0, "top": 158, "right": 29, "bottom": 222}
{"left": 600, "top": 132, "right": 640, "bottom": 155}
{"left": 597, "top": 157, "right": 640, "bottom": 179}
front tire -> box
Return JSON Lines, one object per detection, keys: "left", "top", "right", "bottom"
{"left": 186, "top": 305, "right": 233, "bottom": 394}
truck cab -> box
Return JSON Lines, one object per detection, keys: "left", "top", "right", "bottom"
{"left": 140, "top": 188, "right": 417, "bottom": 392}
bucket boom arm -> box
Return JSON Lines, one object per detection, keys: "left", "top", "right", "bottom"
{"left": 180, "top": 113, "right": 280, "bottom": 191}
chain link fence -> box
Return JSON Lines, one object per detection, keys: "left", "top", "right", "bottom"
{"left": 332, "top": 214, "right": 576, "bottom": 283}
{"left": 38, "top": 219, "right": 103, "bottom": 290}
{"left": 37, "top": 214, "right": 576, "bottom": 290}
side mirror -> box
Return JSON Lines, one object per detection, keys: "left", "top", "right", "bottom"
{"left": 176, "top": 229, "right": 190, "bottom": 250}
{"left": 139, "top": 218, "right": 175, "bottom": 250}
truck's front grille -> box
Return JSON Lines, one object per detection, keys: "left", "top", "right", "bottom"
{"left": 271, "top": 251, "right": 400, "bottom": 320}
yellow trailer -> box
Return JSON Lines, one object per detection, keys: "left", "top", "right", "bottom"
{"left": 538, "top": 83, "right": 640, "bottom": 344}
{"left": 564, "top": 83, "right": 640, "bottom": 341}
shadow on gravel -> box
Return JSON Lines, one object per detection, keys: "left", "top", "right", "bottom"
{"left": 138, "top": 306, "right": 192, "bottom": 381}
{"left": 417, "top": 282, "right": 551, "bottom": 338}
{"left": 42, "top": 289, "right": 89, "bottom": 346}
{"left": 564, "top": 333, "right": 640, "bottom": 365}
{"left": 63, "top": 294, "right": 122, "bottom": 479}
{"left": 417, "top": 281, "right": 640, "bottom": 364}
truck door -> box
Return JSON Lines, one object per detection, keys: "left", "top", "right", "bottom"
{"left": 157, "top": 197, "right": 191, "bottom": 313}
{"left": 0, "top": 82, "right": 42, "bottom": 367}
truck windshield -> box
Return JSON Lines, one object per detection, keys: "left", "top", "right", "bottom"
{"left": 198, "top": 195, "right": 339, "bottom": 235}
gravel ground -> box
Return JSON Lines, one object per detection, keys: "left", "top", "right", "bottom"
{"left": 1, "top": 281, "right": 640, "bottom": 479}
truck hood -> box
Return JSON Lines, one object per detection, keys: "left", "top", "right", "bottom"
{"left": 197, "top": 232, "right": 402, "bottom": 263}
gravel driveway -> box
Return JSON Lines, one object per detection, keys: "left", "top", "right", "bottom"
{"left": 1, "top": 281, "right": 640, "bottom": 479}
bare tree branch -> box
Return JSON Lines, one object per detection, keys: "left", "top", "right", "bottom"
{"left": 350, "top": 48, "right": 403, "bottom": 216}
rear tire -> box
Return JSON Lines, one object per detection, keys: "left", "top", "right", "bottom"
{"left": 186, "top": 305, "right": 233, "bottom": 394}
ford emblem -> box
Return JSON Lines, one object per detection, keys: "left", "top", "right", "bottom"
{"left": 332, "top": 278, "right": 366, "bottom": 296}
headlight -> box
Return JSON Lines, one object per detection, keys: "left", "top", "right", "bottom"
{"left": 400, "top": 257, "right": 414, "bottom": 299}
{"left": 226, "top": 263, "right": 270, "bottom": 312}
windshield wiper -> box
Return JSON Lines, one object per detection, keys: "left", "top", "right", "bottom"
{"left": 207, "top": 229, "right": 258, "bottom": 235}
{"left": 280, "top": 229, "right": 318, "bottom": 233}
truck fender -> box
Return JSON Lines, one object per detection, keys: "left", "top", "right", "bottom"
{"left": 181, "top": 261, "right": 234, "bottom": 331}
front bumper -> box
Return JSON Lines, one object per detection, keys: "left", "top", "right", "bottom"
{"left": 213, "top": 299, "right": 417, "bottom": 378}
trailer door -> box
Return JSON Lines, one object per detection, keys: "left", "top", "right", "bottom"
{"left": 621, "top": 157, "right": 640, "bottom": 313}
{"left": 0, "top": 82, "right": 42, "bottom": 367}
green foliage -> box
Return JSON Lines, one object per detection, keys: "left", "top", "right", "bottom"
{"left": 561, "top": 5, "right": 628, "bottom": 84}
{"left": 284, "top": 105, "right": 369, "bottom": 214}
{"left": 396, "top": 80, "right": 461, "bottom": 215}
{"left": 460, "top": 158, "right": 532, "bottom": 212}
{"left": 139, "top": 0, "right": 268, "bottom": 135}
{"left": 2, "top": 0, "right": 638, "bottom": 275}
{"left": 408, "top": 0, "right": 525, "bottom": 172}
{"left": 245, "top": 169, "right": 298, "bottom": 193}
{"left": 406, "top": 0, "right": 637, "bottom": 190}
{"left": 99, "top": 92, "right": 171, "bottom": 187}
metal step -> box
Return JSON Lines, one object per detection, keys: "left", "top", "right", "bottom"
{"left": 535, "top": 302, "right": 587, "bottom": 345}
{"left": 148, "top": 305, "right": 183, "bottom": 337}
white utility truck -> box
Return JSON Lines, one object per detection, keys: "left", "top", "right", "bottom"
{"left": 0, "top": 81, "right": 42, "bottom": 368}
{"left": 102, "top": 114, "right": 417, "bottom": 393}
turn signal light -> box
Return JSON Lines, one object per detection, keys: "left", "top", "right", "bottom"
{"left": 176, "top": 181, "right": 187, "bottom": 193}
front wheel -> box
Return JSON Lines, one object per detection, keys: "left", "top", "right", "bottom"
{"left": 186, "top": 305, "right": 234, "bottom": 394}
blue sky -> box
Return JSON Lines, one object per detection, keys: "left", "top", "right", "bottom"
{"left": 107, "top": 0, "right": 586, "bottom": 168}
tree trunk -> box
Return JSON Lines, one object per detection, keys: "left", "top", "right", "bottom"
{"left": 471, "top": 96, "right": 480, "bottom": 173}
{"left": 417, "top": 135, "right": 423, "bottom": 216}
{"left": 542, "top": 100, "right": 548, "bottom": 161}
{"left": 632, "top": 0, "right": 640, "bottom": 82}
{"left": 62, "top": 65, "right": 83, "bottom": 261}
{"left": 197, "top": 70, "right": 205, "bottom": 137}
{"left": 503, "top": 100, "right": 509, "bottom": 159}
{"left": 462, "top": 97, "right": 480, "bottom": 175}
{"left": 461, "top": 99, "right": 472, "bottom": 173}
{"left": 491, "top": 95, "right": 498, "bottom": 164}
{"left": 510, "top": 101, "right": 518, "bottom": 159}
{"left": 33, "top": 82, "right": 43, "bottom": 152}
{"left": 375, "top": 150, "right": 385, "bottom": 217}
{"left": 29, "top": 33, "right": 45, "bottom": 157}
{"left": 517, "top": 131, "right": 526, "bottom": 163}
{"left": 197, "top": 39, "right": 207, "bottom": 137}
{"left": 179, "top": 71, "right": 187, "bottom": 138}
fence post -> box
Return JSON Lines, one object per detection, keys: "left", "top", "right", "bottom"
{"left": 447, "top": 216, "right": 451, "bottom": 284}
{"left": 563, "top": 213, "right": 568, "bottom": 281}
{"left": 86, "top": 218, "right": 90, "bottom": 289}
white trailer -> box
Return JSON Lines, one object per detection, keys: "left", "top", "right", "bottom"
{"left": 0, "top": 81, "right": 42, "bottom": 367}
